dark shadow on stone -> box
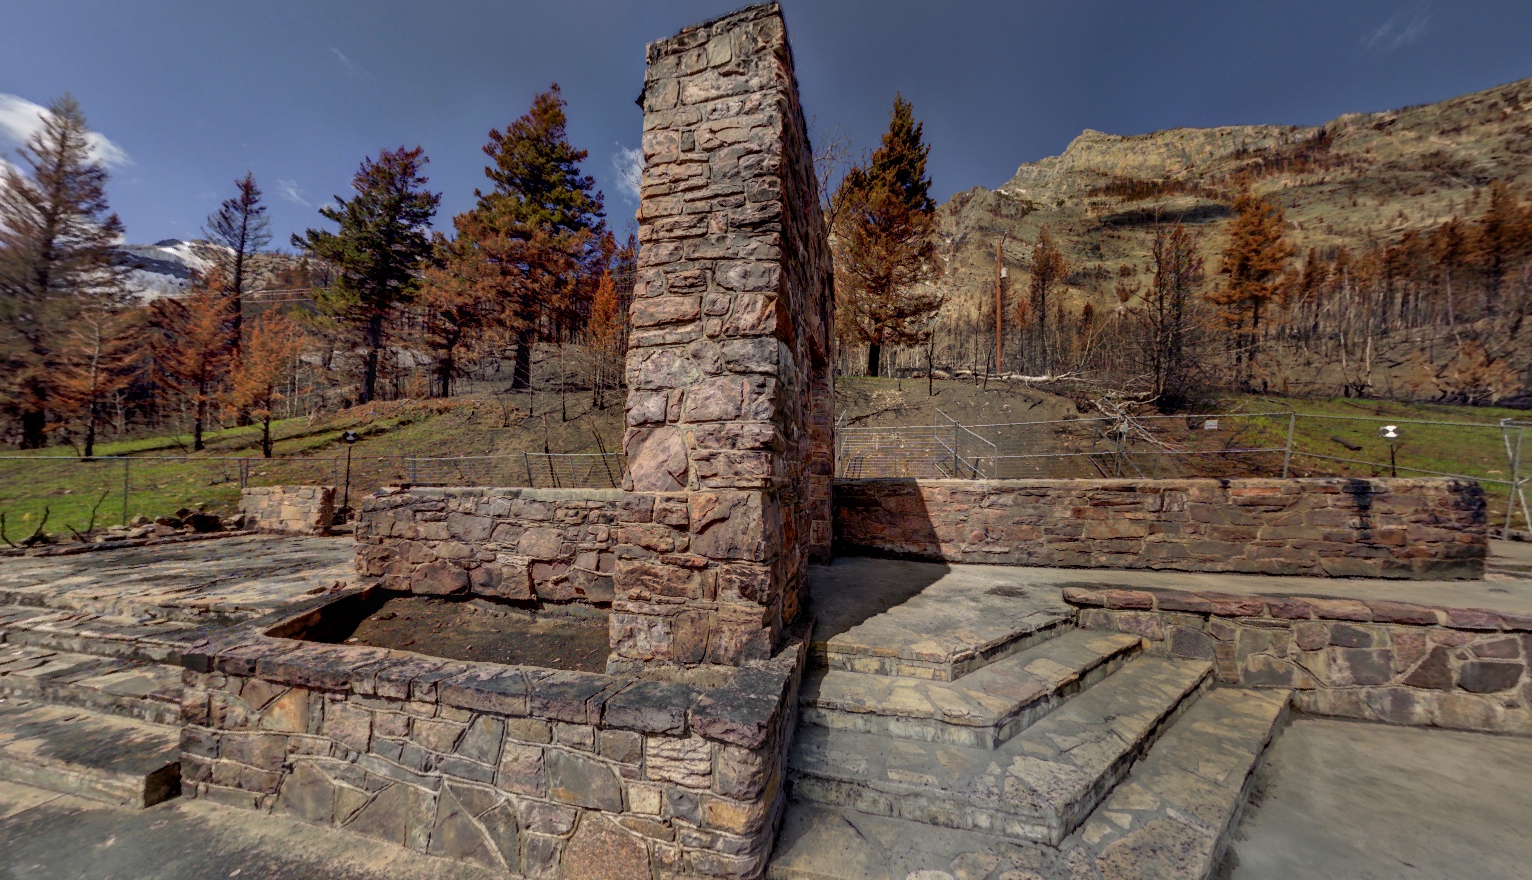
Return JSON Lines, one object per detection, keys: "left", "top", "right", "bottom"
{"left": 812, "top": 478, "right": 950, "bottom": 640}
{"left": 1095, "top": 201, "right": 1233, "bottom": 228}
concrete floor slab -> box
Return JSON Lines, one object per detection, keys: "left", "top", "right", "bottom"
{"left": 1222, "top": 718, "right": 1532, "bottom": 879}
{"left": 810, "top": 542, "right": 1532, "bottom": 624}
{"left": 0, "top": 779, "right": 502, "bottom": 880}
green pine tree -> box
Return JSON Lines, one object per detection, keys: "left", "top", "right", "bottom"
{"left": 292, "top": 147, "right": 439, "bottom": 404}
{"left": 434, "top": 84, "right": 607, "bottom": 388}
{"left": 833, "top": 93, "right": 940, "bottom": 377}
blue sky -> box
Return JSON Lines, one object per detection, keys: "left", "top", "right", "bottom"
{"left": 2, "top": 1, "right": 1528, "bottom": 246}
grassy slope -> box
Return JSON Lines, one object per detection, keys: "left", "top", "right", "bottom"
{"left": 928, "top": 77, "right": 1532, "bottom": 394}
{"left": 4, "top": 381, "right": 1524, "bottom": 538}
{"left": 0, "top": 392, "right": 626, "bottom": 538}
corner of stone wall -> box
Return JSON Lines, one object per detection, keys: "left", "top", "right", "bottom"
{"left": 240, "top": 486, "right": 335, "bottom": 536}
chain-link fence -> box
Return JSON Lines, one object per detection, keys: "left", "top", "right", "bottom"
{"left": 0, "top": 452, "right": 625, "bottom": 539}
{"left": 837, "top": 412, "right": 1531, "bottom": 538}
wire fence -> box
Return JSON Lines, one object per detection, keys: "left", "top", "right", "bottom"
{"left": 837, "top": 411, "right": 1531, "bottom": 538}
{"left": 2, "top": 411, "right": 1528, "bottom": 541}
{"left": 0, "top": 452, "right": 625, "bottom": 539}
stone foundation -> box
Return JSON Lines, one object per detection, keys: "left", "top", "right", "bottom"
{"left": 178, "top": 593, "right": 809, "bottom": 879}
{"left": 241, "top": 486, "right": 335, "bottom": 536}
{"left": 833, "top": 477, "right": 1487, "bottom": 579}
{"left": 354, "top": 487, "right": 622, "bottom": 605}
{"left": 1066, "top": 585, "right": 1532, "bottom": 734}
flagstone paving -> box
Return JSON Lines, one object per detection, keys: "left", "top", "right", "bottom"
{"left": 808, "top": 559, "right": 1075, "bottom": 681}
{"left": 0, "top": 535, "right": 354, "bottom": 622}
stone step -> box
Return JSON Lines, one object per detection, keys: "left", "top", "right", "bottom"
{"left": 0, "top": 700, "right": 181, "bottom": 808}
{"left": 768, "top": 801, "right": 1027, "bottom": 880}
{"left": 800, "top": 630, "right": 1143, "bottom": 749}
{"left": 0, "top": 645, "right": 183, "bottom": 725}
{"left": 787, "top": 655, "right": 1212, "bottom": 846}
{"left": 768, "top": 687, "right": 1290, "bottom": 880}
{"left": 0, "top": 605, "right": 203, "bottom": 666}
{"left": 809, "top": 560, "right": 1075, "bottom": 681}
{"left": 1063, "top": 687, "right": 1291, "bottom": 880}
{"left": 1486, "top": 562, "right": 1532, "bottom": 576}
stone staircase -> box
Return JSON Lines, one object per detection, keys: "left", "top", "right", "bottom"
{"left": 771, "top": 577, "right": 1291, "bottom": 880}
{"left": 0, "top": 613, "right": 186, "bottom": 808}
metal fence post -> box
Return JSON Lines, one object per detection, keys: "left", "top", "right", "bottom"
{"left": 524, "top": 453, "right": 533, "bottom": 488}
{"left": 1505, "top": 421, "right": 1527, "bottom": 538}
{"left": 1281, "top": 412, "right": 1297, "bottom": 479}
{"left": 121, "top": 458, "right": 130, "bottom": 526}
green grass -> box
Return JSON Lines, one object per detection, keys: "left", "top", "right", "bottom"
{"left": 0, "top": 394, "right": 627, "bottom": 540}
{"left": 1191, "top": 395, "right": 1529, "bottom": 525}
{"left": 3, "top": 390, "right": 1524, "bottom": 542}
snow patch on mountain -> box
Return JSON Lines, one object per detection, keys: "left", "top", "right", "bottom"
{"left": 117, "top": 239, "right": 229, "bottom": 299}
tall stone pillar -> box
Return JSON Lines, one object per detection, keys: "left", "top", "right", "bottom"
{"left": 612, "top": 2, "right": 833, "bottom": 672}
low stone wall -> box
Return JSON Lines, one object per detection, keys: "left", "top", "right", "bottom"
{"left": 1066, "top": 585, "right": 1532, "bottom": 735}
{"left": 178, "top": 612, "right": 809, "bottom": 879}
{"left": 833, "top": 477, "right": 1487, "bottom": 579}
{"left": 355, "top": 487, "right": 622, "bottom": 605}
{"left": 241, "top": 486, "right": 334, "bottom": 536}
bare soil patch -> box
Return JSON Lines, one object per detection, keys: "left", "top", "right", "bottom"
{"left": 339, "top": 595, "right": 610, "bottom": 672}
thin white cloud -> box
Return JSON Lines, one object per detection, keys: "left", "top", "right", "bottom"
{"left": 276, "top": 179, "right": 310, "bottom": 207}
{"left": 1362, "top": 3, "right": 1431, "bottom": 53}
{"left": 330, "top": 46, "right": 363, "bottom": 79}
{"left": 612, "top": 144, "right": 643, "bottom": 205}
{"left": 0, "top": 93, "right": 130, "bottom": 168}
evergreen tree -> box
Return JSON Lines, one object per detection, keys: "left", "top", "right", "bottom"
{"left": 1473, "top": 181, "right": 1529, "bottom": 301}
{"left": 203, "top": 172, "right": 272, "bottom": 351}
{"left": 292, "top": 147, "right": 439, "bottom": 404}
{"left": 150, "top": 273, "right": 235, "bottom": 451}
{"left": 55, "top": 299, "right": 140, "bottom": 457}
{"left": 833, "top": 94, "right": 940, "bottom": 377}
{"left": 1024, "top": 227, "right": 1069, "bottom": 371}
{"left": 585, "top": 268, "right": 625, "bottom": 409}
{"left": 1135, "top": 223, "right": 1205, "bottom": 411}
{"left": 229, "top": 309, "right": 305, "bottom": 458}
{"left": 1209, "top": 190, "right": 1292, "bottom": 386}
{"left": 0, "top": 94, "right": 126, "bottom": 448}
{"left": 429, "top": 85, "right": 606, "bottom": 389}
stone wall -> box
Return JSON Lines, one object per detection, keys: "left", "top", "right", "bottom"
{"left": 355, "top": 487, "right": 621, "bottom": 605}
{"left": 241, "top": 486, "right": 335, "bottom": 536}
{"left": 179, "top": 617, "right": 808, "bottom": 879}
{"left": 616, "top": 2, "right": 834, "bottom": 671}
{"left": 833, "top": 477, "right": 1487, "bottom": 579}
{"left": 1066, "top": 585, "right": 1532, "bottom": 735}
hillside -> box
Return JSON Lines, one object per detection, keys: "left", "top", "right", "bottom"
{"left": 942, "top": 75, "right": 1531, "bottom": 289}
{"left": 918, "top": 76, "right": 1532, "bottom": 400}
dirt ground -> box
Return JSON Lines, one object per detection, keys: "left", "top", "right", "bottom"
{"left": 835, "top": 376, "right": 1082, "bottom": 428}
{"left": 337, "top": 595, "right": 610, "bottom": 672}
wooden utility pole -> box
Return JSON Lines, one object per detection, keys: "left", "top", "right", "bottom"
{"left": 995, "top": 237, "right": 1005, "bottom": 374}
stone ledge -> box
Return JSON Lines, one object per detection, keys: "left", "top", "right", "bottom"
{"left": 1071, "top": 596, "right": 1532, "bottom": 734}
{"left": 179, "top": 596, "right": 811, "bottom": 750}
{"left": 834, "top": 476, "right": 1488, "bottom": 580}
{"left": 1063, "top": 585, "right": 1532, "bottom": 633}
